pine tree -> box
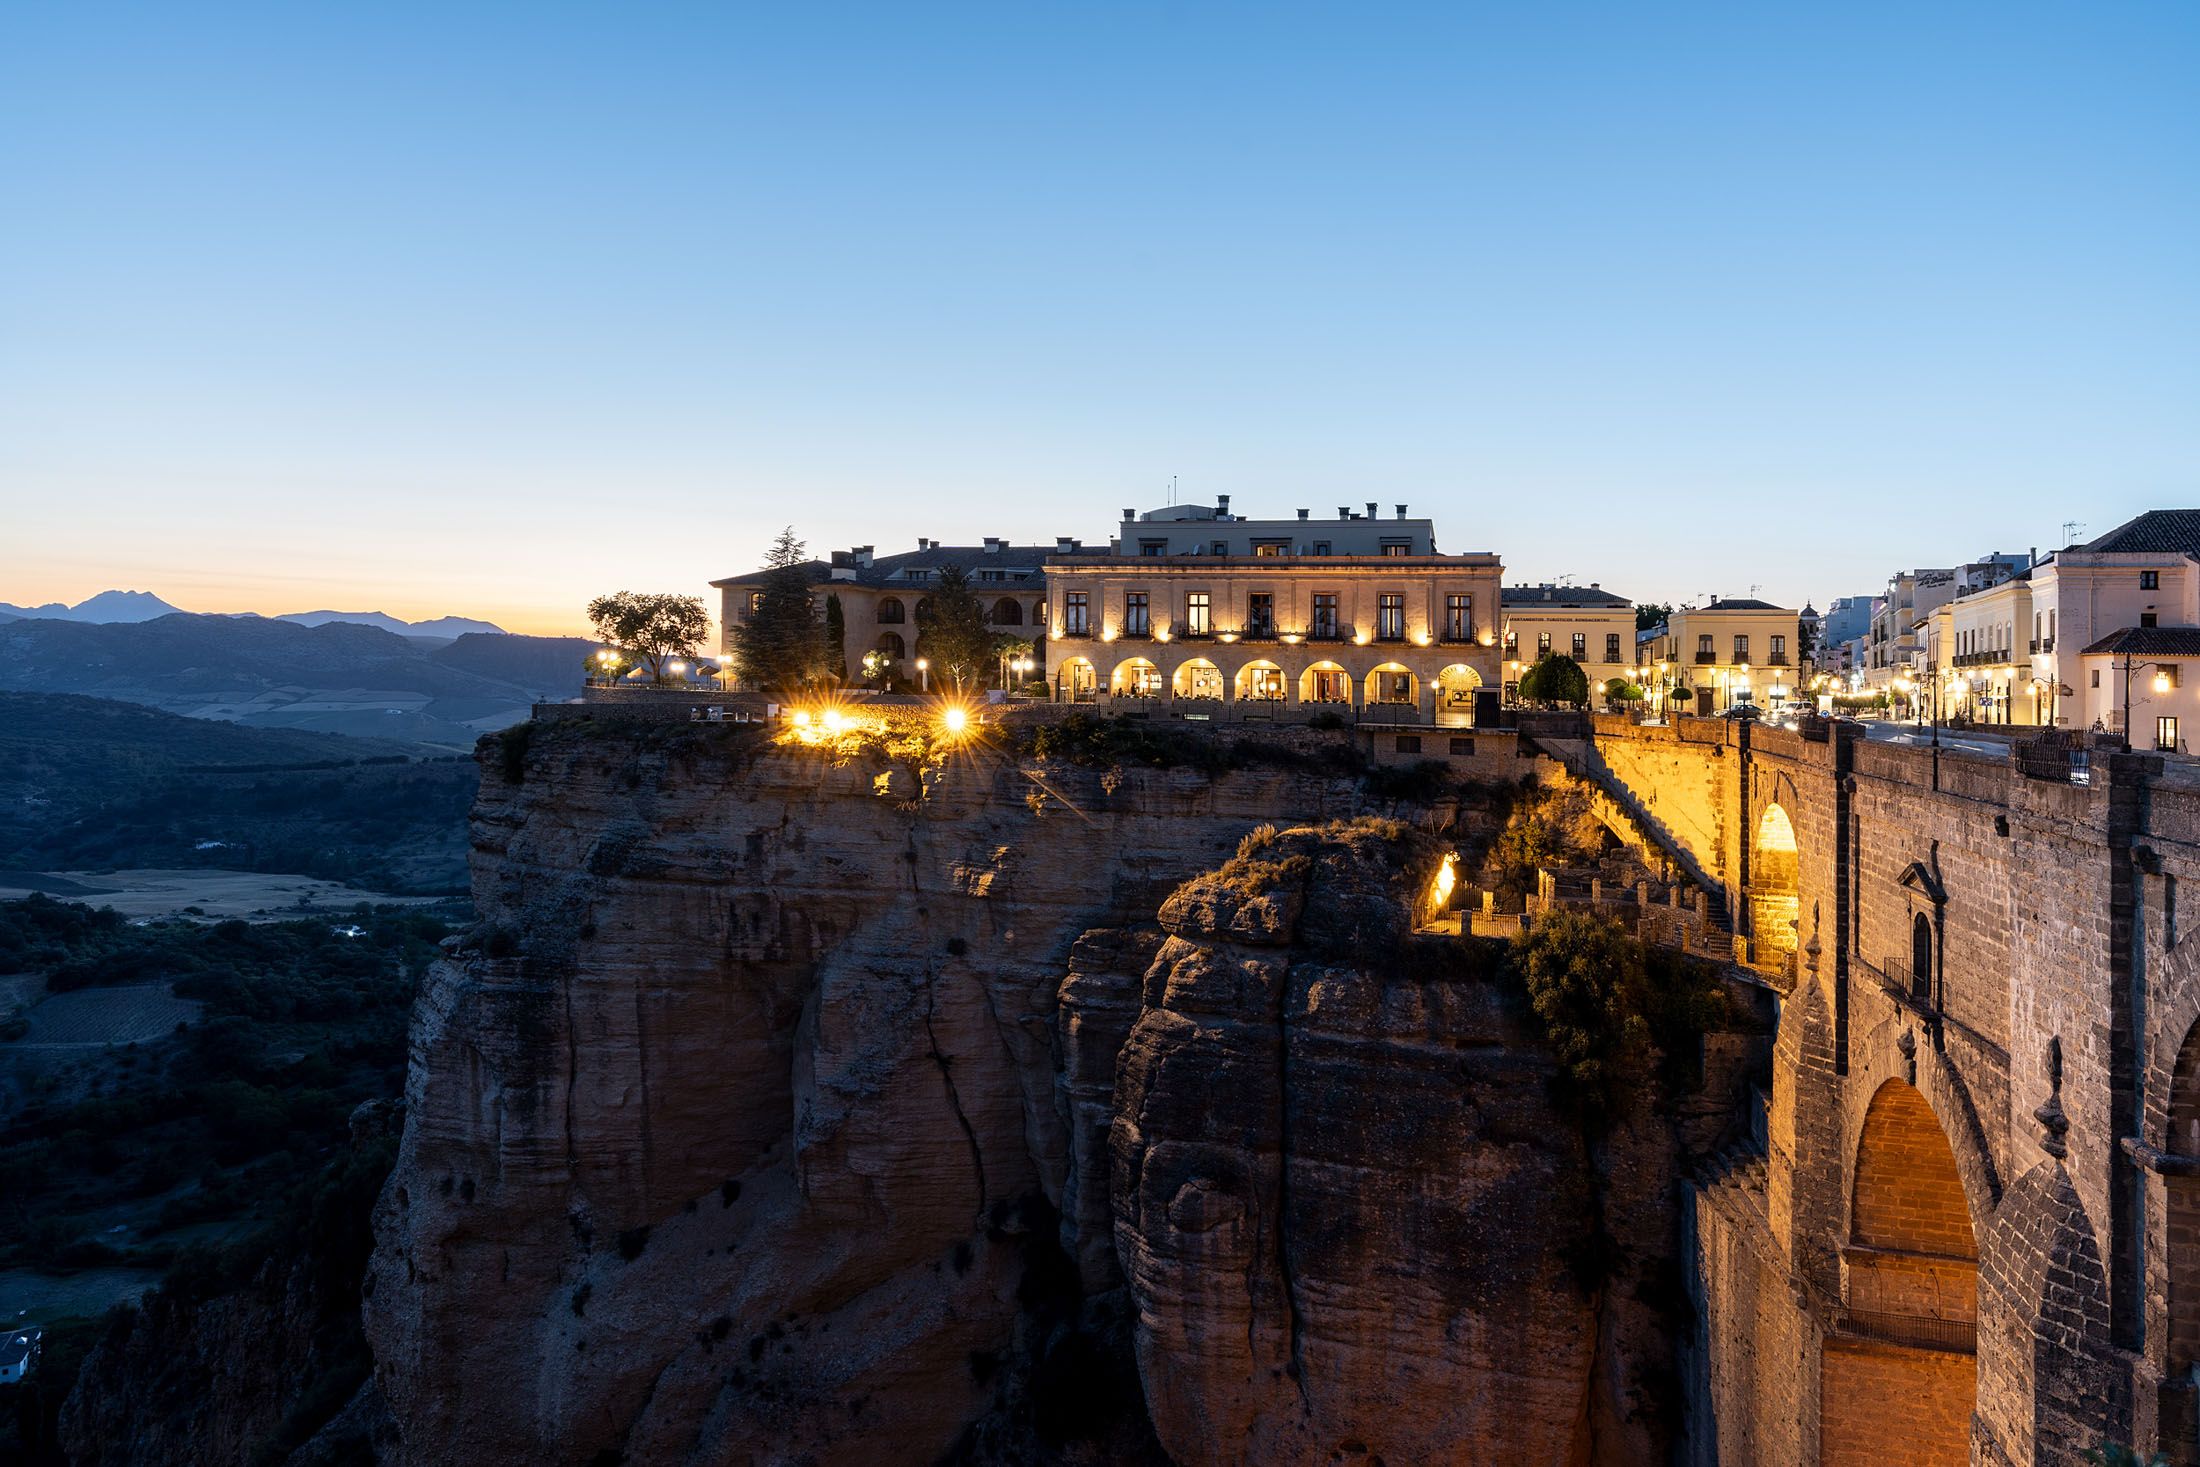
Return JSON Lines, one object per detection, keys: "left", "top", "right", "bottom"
{"left": 730, "top": 528, "right": 830, "bottom": 694}
{"left": 912, "top": 566, "right": 997, "bottom": 690}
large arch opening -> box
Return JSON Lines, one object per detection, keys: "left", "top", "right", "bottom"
{"left": 1055, "top": 657, "right": 1096, "bottom": 703}
{"left": 1437, "top": 664, "right": 1482, "bottom": 725}
{"left": 1234, "top": 660, "right": 1286, "bottom": 702}
{"left": 1750, "top": 803, "right": 1800, "bottom": 964}
{"left": 1365, "top": 663, "right": 1418, "bottom": 707}
{"left": 2169, "top": 1019, "right": 2200, "bottom": 1449}
{"left": 1300, "top": 661, "right": 1350, "bottom": 704}
{"left": 1173, "top": 658, "right": 1224, "bottom": 701}
{"left": 990, "top": 597, "right": 1024, "bottom": 626}
{"left": 1822, "top": 1079, "right": 1978, "bottom": 1466}
{"left": 1112, "top": 658, "right": 1161, "bottom": 699}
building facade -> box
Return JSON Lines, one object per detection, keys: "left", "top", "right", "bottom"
{"left": 1044, "top": 502, "right": 1502, "bottom": 723}
{"left": 1498, "top": 584, "right": 1636, "bottom": 702}
{"left": 714, "top": 537, "right": 1065, "bottom": 688}
{"left": 1642, "top": 599, "right": 1803, "bottom": 714}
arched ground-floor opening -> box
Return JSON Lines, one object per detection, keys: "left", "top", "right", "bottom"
{"left": 1110, "top": 658, "right": 1160, "bottom": 699}
{"left": 1173, "top": 658, "right": 1224, "bottom": 701}
{"left": 1364, "top": 663, "right": 1417, "bottom": 708}
{"left": 1300, "top": 661, "right": 1350, "bottom": 704}
{"left": 1235, "top": 660, "right": 1286, "bottom": 702}
{"left": 1436, "top": 663, "right": 1481, "bottom": 725}
{"left": 1821, "top": 1078, "right": 1978, "bottom": 1466}
{"left": 1055, "top": 657, "right": 1096, "bottom": 703}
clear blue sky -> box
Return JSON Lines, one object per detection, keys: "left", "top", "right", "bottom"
{"left": 3, "top": 2, "right": 2194, "bottom": 632}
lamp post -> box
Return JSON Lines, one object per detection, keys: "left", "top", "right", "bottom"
{"left": 916, "top": 657, "right": 929, "bottom": 694}
{"left": 2120, "top": 654, "right": 2172, "bottom": 746}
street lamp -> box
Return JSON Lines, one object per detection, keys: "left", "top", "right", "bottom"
{"left": 916, "top": 657, "right": 929, "bottom": 693}
{"left": 2120, "top": 653, "right": 2173, "bottom": 744}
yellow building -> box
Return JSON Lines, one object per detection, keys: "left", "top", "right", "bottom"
{"left": 1044, "top": 503, "right": 1502, "bottom": 724}
{"left": 1643, "top": 599, "right": 1802, "bottom": 715}
{"left": 1498, "top": 584, "right": 1636, "bottom": 702}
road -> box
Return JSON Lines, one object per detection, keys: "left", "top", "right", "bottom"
{"left": 1855, "top": 720, "right": 2013, "bottom": 758}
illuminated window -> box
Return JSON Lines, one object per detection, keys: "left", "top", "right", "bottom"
{"left": 1380, "top": 540, "right": 1411, "bottom": 557}
{"left": 1311, "top": 594, "right": 1339, "bottom": 639}
{"left": 1185, "top": 592, "right": 1211, "bottom": 636}
{"left": 1733, "top": 634, "right": 1750, "bottom": 662}
{"left": 1571, "top": 632, "right": 1586, "bottom": 660}
{"left": 1605, "top": 633, "right": 1622, "bottom": 663}
{"left": 1252, "top": 540, "right": 1290, "bottom": 557}
{"left": 1248, "top": 593, "right": 1275, "bottom": 636}
{"left": 1446, "top": 595, "right": 1473, "bottom": 640}
{"left": 2161, "top": 716, "right": 2180, "bottom": 752}
{"left": 1065, "top": 592, "right": 1089, "bottom": 635}
{"left": 1124, "top": 592, "right": 1150, "bottom": 635}
{"left": 1537, "top": 632, "right": 1552, "bottom": 657}
{"left": 1378, "top": 595, "right": 1405, "bottom": 641}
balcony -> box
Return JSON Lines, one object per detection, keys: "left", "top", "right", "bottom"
{"left": 1695, "top": 651, "right": 1718, "bottom": 665}
{"left": 1766, "top": 655, "right": 1789, "bottom": 667}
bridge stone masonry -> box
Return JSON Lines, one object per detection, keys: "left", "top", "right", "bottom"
{"left": 1555, "top": 712, "right": 2200, "bottom": 1465}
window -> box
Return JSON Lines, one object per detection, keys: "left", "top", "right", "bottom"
{"left": 1504, "top": 631, "right": 1518, "bottom": 656}
{"left": 877, "top": 596, "right": 906, "bottom": 625}
{"left": 1911, "top": 913, "right": 1933, "bottom": 1003}
{"left": 2143, "top": 570, "right": 2161, "bottom": 590}
{"left": 1248, "top": 593, "right": 1275, "bottom": 636}
{"left": 903, "top": 569, "right": 932, "bottom": 582}
{"left": 1312, "top": 594, "right": 1339, "bottom": 639}
{"left": 876, "top": 632, "right": 906, "bottom": 659}
{"left": 1185, "top": 592, "right": 1211, "bottom": 636}
{"left": 2092, "top": 670, "right": 2102, "bottom": 688}
{"left": 979, "top": 570, "right": 1006, "bottom": 582}
{"left": 1571, "top": 632, "right": 1587, "bottom": 660}
{"left": 2165, "top": 665, "right": 2183, "bottom": 689}
{"left": 1378, "top": 594, "right": 1405, "bottom": 641}
{"left": 1537, "top": 632, "right": 1552, "bottom": 657}
{"left": 1396, "top": 735, "right": 1422, "bottom": 753}
{"left": 1244, "top": 665, "right": 1286, "bottom": 700}
{"left": 1697, "top": 634, "right": 1715, "bottom": 660}
{"left": 1211, "top": 541, "right": 1227, "bottom": 557}
{"left": 1139, "top": 539, "right": 1167, "bottom": 557}
{"left": 2144, "top": 613, "right": 2161, "bottom": 628}
{"left": 1252, "top": 540, "right": 1290, "bottom": 557}
{"left": 2161, "top": 716, "right": 2181, "bottom": 752}
{"left": 1771, "top": 634, "right": 1787, "bottom": 663}
{"left": 1309, "top": 667, "right": 1349, "bottom": 702}
{"left": 1127, "top": 664, "right": 1163, "bottom": 697}
{"left": 1065, "top": 592, "right": 1089, "bottom": 635}
{"left": 1733, "top": 634, "right": 1750, "bottom": 663}
{"left": 1449, "top": 737, "right": 1475, "bottom": 756}
{"left": 1605, "top": 633, "right": 1622, "bottom": 663}
{"left": 749, "top": 592, "right": 765, "bottom": 615}
{"left": 1374, "top": 670, "right": 1414, "bottom": 703}
{"left": 1312, "top": 541, "right": 1332, "bottom": 556}
{"left": 1446, "top": 594, "right": 1473, "bottom": 641}
{"left": 1380, "top": 540, "right": 1411, "bottom": 557}
{"left": 1123, "top": 592, "right": 1150, "bottom": 636}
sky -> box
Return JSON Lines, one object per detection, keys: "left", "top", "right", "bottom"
{"left": 2, "top": 3, "right": 2195, "bottom": 636}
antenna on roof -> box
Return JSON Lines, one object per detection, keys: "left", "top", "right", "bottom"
{"left": 2062, "top": 520, "right": 2084, "bottom": 548}
{"left": 1749, "top": 583, "right": 1761, "bottom": 598}
{"left": 1168, "top": 474, "right": 1177, "bottom": 507}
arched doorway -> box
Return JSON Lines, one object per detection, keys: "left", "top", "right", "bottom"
{"left": 1173, "top": 658, "right": 1224, "bottom": 701}
{"left": 1299, "top": 661, "right": 1350, "bottom": 704}
{"left": 1751, "top": 804, "right": 1800, "bottom": 964}
{"left": 1112, "top": 658, "right": 1161, "bottom": 699}
{"left": 1234, "top": 660, "right": 1286, "bottom": 702}
{"left": 1437, "top": 664, "right": 1482, "bottom": 725}
{"left": 1823, "top": 1079, "right": 1978, "bottom": 1466}
{"left": 990, "top": 597, "right": 1024, "bottom": 626}
{"left": 877, "top": 597, "right": 906, "bottom": 625}
{"left": 2169, "top": 1020, "right": 2200, "bottom": 1454}
{"left": 1055, "top": 657, "right": 1096, "bottom": 703}
{"left": 875, "top": 632, "right": 907, "bottom": 660}
{"left": 1365, "top": 663, "right": 1418, "bottom": 708}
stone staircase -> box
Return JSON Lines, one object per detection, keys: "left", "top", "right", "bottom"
{"left": 1528, "top": 734, "right": 1733, "bottom": 938}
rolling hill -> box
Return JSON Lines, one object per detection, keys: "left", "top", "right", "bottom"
{"left": 0, "top": 614, "right": 595, "bottom": 749}
{"left": 0, "top": 692, "right": 479, "bottom": 892}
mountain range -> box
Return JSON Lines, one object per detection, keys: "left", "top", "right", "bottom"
{"left": 0, "top": 590, "right": 509, "bottom": 640}
{"left": 0, "top": 613, "right": 597, "bottom": 750}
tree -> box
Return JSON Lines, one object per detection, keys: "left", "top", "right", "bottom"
{"left": 1518, "top": 653, "right": 1589, "bottom": 707}
{"left": 728, "top": 529, "right": 832, "bottom": 693}
{"left": 1668, "top": 684, "right": 1694, "bottom": 709}
{"left": 823, "top": 594, "right": 848, "bottom": 683}
{"left": 1634, "top": 602, "right": 1673, "bottom": 633}
{"left": 586, "top": 592, "right": 710, "bottom": 682}
{"left": 913, "top": 566, "right": 996, "bottom": 689}
{"left": 1604, "top": 678, "right": 1644, "bottom": 711}
{"left": 860, "top": 648, "right": 892, "bottom": 687}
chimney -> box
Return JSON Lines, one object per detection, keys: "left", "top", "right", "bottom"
{"left": 1365, "top": 502, "right": 1377, "bottom": 519}
{"left": 918, "top": 537, "right": 932, "bottom": 551}
{"left": 1055, "top": 536, "right": 1075, "bottom": 554}
{"left": 1297, "top": 508, "right": 1309, "bottom": 521}
{"left": 1216, "top": 493, "right": 1231, "bottom": 515}
{"left": 1395, "top": 503, "right": 1407, "bottom": 520}
{"left": 983, "top": 537, "right": 1003, "bottom": 554}
{"left": 855, "top": 545, "right": 874, "bottom": 568}
{"left": 1338, "top": 505, "right": 1351, "bottom": 519}
{"left": 1122, "top": 508, "right": 1135, "bottom": 522}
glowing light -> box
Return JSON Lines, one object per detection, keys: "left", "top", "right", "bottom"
{"left": 1353, "top": 631, "right": 1371, "bottom": 646}
{"left": 2157, "top": 671, "right": 2173, "bottom": 695}
{"left": 941, "top": 705, "right": 970, "bottom": 736}
{"left": 1430, "top": 852, "right": 1458, "bottom": 910}
{"left": 1217, "top": 631, "right": 1239, "bottom": 643}
{"left": 792, "top": 710, "right": 813, "bottom": 728}
{"left": 1413, "top": 631, "right": 1431, "bottom": 647}
{"left": 822, "top": 709, "right": 846, "bottom": 733}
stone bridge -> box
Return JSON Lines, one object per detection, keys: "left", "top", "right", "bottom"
{"left": 1563, "top": 714, "right": 2200, "bottom": 1465}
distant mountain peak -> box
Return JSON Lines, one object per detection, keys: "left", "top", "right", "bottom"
{"left": 276, "top": 609, "right": 507, "bottom": 638}
{"left": 0, "top": 589, "right": 185, "bottom": 623}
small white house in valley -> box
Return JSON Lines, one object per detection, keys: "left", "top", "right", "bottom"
{"left": 0, "top": 1330, "right": 40, "bottom": 1384}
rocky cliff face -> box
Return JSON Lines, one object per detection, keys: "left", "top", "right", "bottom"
{"left": 363, "top": 719, "right": 1698, "bottom": 1465}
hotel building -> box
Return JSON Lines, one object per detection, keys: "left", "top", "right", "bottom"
{"left": 1042, "top": 500, "right": 1503, "bottom": 724}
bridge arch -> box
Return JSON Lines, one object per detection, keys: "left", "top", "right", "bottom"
{"left": 1750, "top": 802, "right": 1801, "bottom": 963}
{"left": 1822, "top": 1077, "right": 1978, "bottom": 1467}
